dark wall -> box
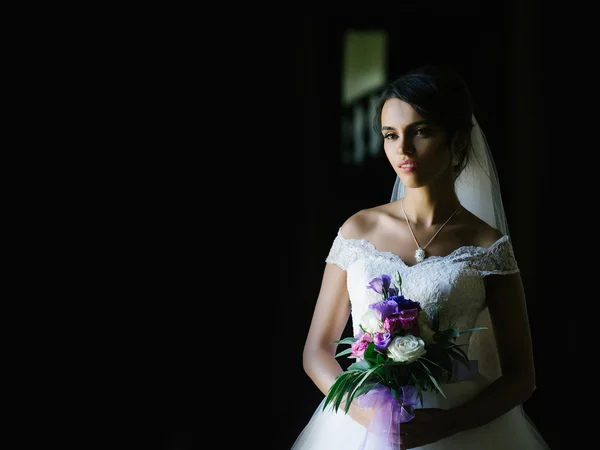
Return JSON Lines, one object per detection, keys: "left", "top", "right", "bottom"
{"left": 278, "top": 6, "right": 562, "bottom": 450}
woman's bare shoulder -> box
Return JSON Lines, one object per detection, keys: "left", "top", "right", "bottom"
{"left": 339, "top": 204, "right": 392, "bottom": 240}
{"left": 460, "top": 208, "right": 505, "bottom": 248}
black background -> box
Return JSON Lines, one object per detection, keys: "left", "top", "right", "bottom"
{"left": 152, "top": 4, "right": 591, "bottom": 449}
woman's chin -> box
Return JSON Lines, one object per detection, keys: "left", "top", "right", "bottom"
{"left": 398, "top": 176, "right": 424, "bottom": 188}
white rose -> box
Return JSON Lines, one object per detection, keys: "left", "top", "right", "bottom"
{"left": 418, "top": 310, "right": 436, "bottom": 344}
{"left": 386, "top": 335, "right": 426, "bottom": 363}
{"left": 360, "top": 310, "right": 384, "bottom": 334}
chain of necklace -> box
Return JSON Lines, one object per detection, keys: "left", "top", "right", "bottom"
{"left": 401, "top": 199, "right": 461, "bottom": 263}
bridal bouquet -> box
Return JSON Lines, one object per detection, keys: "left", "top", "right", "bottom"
{"left": 324, "top": 272, "right": 485, "bottom": 445}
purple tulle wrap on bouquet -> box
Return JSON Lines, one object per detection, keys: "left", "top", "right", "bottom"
{"left": 356, "top": 385, "right": 418, "bottom": 450}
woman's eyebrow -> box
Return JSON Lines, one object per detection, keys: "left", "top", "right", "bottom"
{"left": 381, "top": 120, "right": 431, "bottom": 132}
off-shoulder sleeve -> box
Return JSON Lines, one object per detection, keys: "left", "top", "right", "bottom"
{"left": 459, "top": 235, "right": 520, "bottom": 276}
{"left": 325, "top": 229, "right": 362, "bottom": 271}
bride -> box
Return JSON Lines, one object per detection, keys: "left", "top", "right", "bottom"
{"left": 290, "top": 65, "right": 550, "bottom": 449}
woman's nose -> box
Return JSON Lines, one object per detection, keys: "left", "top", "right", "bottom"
{"left": 397, "top": 138, "right": 413, "bottom": 155}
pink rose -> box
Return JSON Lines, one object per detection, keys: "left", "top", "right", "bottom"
{"left": 384, "top": 308, "right": 421, "bottom": 334}
{"left": 383, "top": 315, "right": 403, "bottom": 333}
{"left": 398, "top": 308, "right": 420, "bottom": 330}
{"left": 351, "top": 333, "right": 372, "bottom": 358}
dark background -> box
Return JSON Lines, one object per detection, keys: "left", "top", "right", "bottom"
{"left": 273, "top": 6, "right": 564, "bottom": 450}
{"left": 154, "top": 4, "right": 588, "bottom": 449}
{"left": 32, "top": 3, "right": 592, "bottom": 448}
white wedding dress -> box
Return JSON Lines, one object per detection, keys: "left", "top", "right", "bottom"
{"left": 291, "top": 229, "right": 550, "bottom": 450}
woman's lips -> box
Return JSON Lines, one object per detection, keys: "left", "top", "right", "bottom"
{"left": 398, "top": 161, "right": 417, "bottom": 172}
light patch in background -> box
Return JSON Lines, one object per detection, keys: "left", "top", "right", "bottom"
{"left": 341, "top": 30, "right": 387, "bottom": 164}
{"left": 342, "top": 30, "right": 387, "bottom": 105}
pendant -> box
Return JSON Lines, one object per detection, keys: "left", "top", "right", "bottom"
{"left": 415, "top": 247, "right": 426, "bottom": 263}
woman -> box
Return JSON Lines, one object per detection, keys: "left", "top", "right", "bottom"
{"left": 291, "top": 65, "right": 549, "bottom": 449}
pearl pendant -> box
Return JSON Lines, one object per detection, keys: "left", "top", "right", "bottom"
{"left": 415, "top": 247, "right": 426, "bottom": 263}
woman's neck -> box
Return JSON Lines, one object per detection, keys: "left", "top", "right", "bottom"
{"left": 400, "top": 190, "right": 461, "bottom": 227}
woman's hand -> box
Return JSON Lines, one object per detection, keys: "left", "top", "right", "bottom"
{"left": 346, "top": 403, "right": 376, "bottom": 428}
{"left": 398, "top": 408, "right": 453, "bottom": 449}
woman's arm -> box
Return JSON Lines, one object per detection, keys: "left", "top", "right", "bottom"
{"left": 400, "top": 272, "right": 536, "bottom": 448}
{"left": 302, "top": 262, "right": 351, "bottom": 395}
{"left": 302, "top": 263, "right": 375, "bottom": 427}
{"left": 445, "top": 272, "right": 536, "bottom": 434}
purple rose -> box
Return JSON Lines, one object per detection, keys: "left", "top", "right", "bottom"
{"left": 367, "top": 275, "right": 392, "bottom": 294}
{"left": 388, "top": 295, "right": 421, "bottom": 312}
{"left": 369, "top": 300, "right": 399, "bottom": 321}
{"left": 373, "top": 332, "right": 391, "bottom": 353}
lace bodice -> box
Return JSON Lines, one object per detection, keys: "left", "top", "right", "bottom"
{"left": 325, "top": 228, "right": 519, "bottom": 352}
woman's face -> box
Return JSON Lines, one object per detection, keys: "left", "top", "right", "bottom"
{"left": 381, "top": 98, "right": 452, "bottom": 189}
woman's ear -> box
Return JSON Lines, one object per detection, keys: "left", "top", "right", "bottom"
{"left": 451, "top": 131, "right": 469, "bottom": 154}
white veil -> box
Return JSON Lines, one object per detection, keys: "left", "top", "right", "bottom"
{"left": 390, "top": 116, "right": 505, "bottom": 382}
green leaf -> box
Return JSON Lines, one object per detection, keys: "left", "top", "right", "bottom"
{"left": 347, "top": 360, "right": 370, "bottom": 371}
{"left": 458, "top": 327, "right": 487, "bottom": 334}
{"left": 436, "top": 328, "right": 460, "bottom": 339}
{"left": 324, "top": 370, "right": 368, "bottom": 412}
{"left": 446, "top": 348, "right": 469, "bottom": 369}
{"left": 348, "top": 366, "right": 379, "bottom": 402}
{"left": 336, "top": 375, "right": 361, "bottom": 411}
{"left": 428, "top": 372, "right": 446, "bottom": 398}
{"left": 344, "top": 382, "right": 379, "bottom": 413}
{"left": 419, "top": 356, "right": 450, "bottom": 374}
{"left": 334, "top": 347, "right": 354, "bottom": 358}
{"left": 431, "top": 305, "right": 440, "bottom": 331}
{"left": 448, "top": 343, "right": 469, "bottom": 363}
{"left": 323, "top": 375, "right": 345, "bottom": 411}
{"left": 333, "top": 378, "right": 353, "bottom": 411}
{"left": 334, "top": 337, "right": 359, "bottom": 345}
{"left": 325, "top": 366, "right": 379, "bottom": 415}
{"left": 453, "top": 353, "right": 470, "bottom": 368}
{"left": 409, "top": 372, "right": 425, "bottom": 406}
{"left": 363, "top": 343, "right": 380, "bottom": 363}
{"left": 390, "top": 386, "right": 402, "bottom": 406}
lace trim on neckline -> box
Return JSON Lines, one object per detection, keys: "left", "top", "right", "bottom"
{"left": 335, "top": 227, "right": 509, "bottom": 268}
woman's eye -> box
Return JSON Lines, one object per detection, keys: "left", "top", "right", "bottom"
{"left": 415, "top": 128, "right": 425, "bottom": 136}
{"left": 384, "top": 133, "right": 397, "bottom": 140}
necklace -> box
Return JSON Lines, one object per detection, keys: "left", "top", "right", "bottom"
{"left": 401, "top": 199, "right": 461, "bottom": 264}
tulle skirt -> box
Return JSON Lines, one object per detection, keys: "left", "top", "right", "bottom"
{"left": 290, "top": 379, "right": 549, "bottom": 450}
